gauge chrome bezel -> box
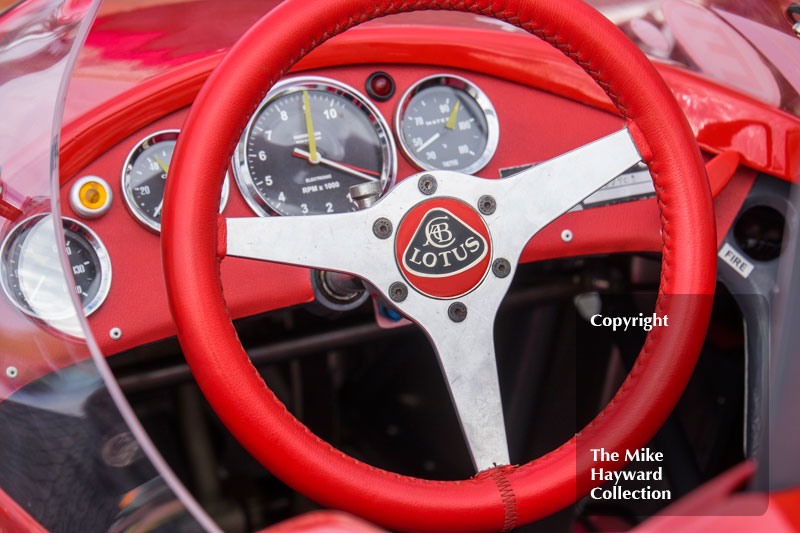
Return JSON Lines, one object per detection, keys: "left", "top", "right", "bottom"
{"left": 121, "top": 129, "right": 230, "bottom": 232}
{"left": 0, "top": 214, "right": 112, "bottom": 320}
{"left": 395, "top": 74, "right": 500, "bottom": 175}
{"left": 233, "top": 75, "right": 398, "bottom": 217}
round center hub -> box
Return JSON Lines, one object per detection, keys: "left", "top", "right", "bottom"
{"left": 395, "top": 197, "right": 492, "bottom": 299}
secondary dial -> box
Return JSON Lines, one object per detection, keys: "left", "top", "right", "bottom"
{"left": 1, "top": 215, "right": 111, "bottom": 321}
{"left": 396, "top": 74, "right": 499, "bottom": 175}
{"left": 233, "top": 76, "right": 396, "bottom": 216}
{"left": 122, "top": 130, "right": 229, "bottom": 232}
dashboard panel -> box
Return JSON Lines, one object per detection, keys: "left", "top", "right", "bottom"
{"left": 56, "top": 63, "right": 629, "bottom": 358}
{"left": 0, "top": 5, "right": 796, "bottom": 530}
{"left": 1, "top": 24, "right": 774, "bottom": 398}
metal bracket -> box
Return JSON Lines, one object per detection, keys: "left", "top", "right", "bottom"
{"left": 0, "top": 169, "right": 23, "bottom": 222}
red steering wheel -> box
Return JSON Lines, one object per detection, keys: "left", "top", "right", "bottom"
{"left": 161, "top": 0, "right": 717, "bottom": 531}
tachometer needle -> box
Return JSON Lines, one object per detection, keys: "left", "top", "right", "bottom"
{"left": 302, "top": 91, "right": 320, "bottom": 164}
{"left": 445, "top": 100, "right": 460, "bottom": 130}
{"left": 30, "top": 275, "right": 45, "bottom": 302}
{"left": 293, "top": 148, "right": 380, "bottom": 182}
{"left": 153, "top": 155, "right": 170, "bottom": 175}
{"left": 153, "top": 198, "right": 164, "bottom": 218}
{"left": 416, "top": 132, "right": 440, "bottom": 153}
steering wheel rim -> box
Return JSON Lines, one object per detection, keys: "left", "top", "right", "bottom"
{"left": 161, "top": 0, "right": 717, "bottom": 531}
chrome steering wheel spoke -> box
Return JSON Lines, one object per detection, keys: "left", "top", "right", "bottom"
{"left": 225, "top": 210, "right": 396, "bottom": 282}
{"left": 388, "top": 270, "right": 515, "bottom": 472}
{"left": 489, "top": 127, "right": 643, "bottom": 259}
{"left": 428, "top": 323, "right": 508, "bottom": 473}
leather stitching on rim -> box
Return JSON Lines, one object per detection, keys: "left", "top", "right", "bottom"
{"left": 477, "top": 466, "right": 519, "bottom": 531}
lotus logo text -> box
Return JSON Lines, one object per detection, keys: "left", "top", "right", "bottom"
{"left": 402, "top": 208, "right": 488, "bottom": 278}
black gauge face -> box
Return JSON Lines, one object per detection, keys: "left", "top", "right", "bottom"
{"left": 236, "top": 78, "right": 396, "bottom": 216}
{"left": 64, "top": 223, "right": 101, "bottom": 306}
{"left": 1, "top": 216, "right": 111, "bottom": 321}
{"left": 397, "top": 75, "right": 499, "bottom": 174}
{"left": 127, "top": 138, "right": 174, "bottom": 228}
{"left": 122, "top": 130, "right": 229, "bottom": 232}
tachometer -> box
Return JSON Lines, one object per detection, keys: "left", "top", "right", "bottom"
{"left": 396, "top": 74, "right": 498, "bottom": 174}
{"left": 1, "top": 215, "right": 111, "bottom": 321}
{"left": 233, "top": 76, "right": 396, "bottom": 216}
{"left": 122, "top": 130, "right": 230, "bottom": 232}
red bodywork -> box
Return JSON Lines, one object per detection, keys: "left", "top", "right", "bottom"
{"left": 1, "top": 0, "right": 798, "bottom": 530}
{"left": 12, "top": 6, "right": 787, "bottom": 395}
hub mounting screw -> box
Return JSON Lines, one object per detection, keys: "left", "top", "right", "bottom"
{"left": 389, "top": 282, "right": 408, "bottom": 302}
{"left": 448, "top": 302, "right": 468, "bottom": 322}
{"left": 418, "top": 175, "right": 437, "bottom": 195}
{"left": 478, "top": 195, "right": 496, "bottom": 215}
{"left": 492, "top": 258, "right": 511, "bottom": 278}
{"left": 372, "top": 217, "right": 393, "bottom": 239}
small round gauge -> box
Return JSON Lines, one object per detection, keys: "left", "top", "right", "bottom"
{"left": 396, "top": 74, "right": 499, "bottom": 174}
{"left": 0, "top": 215, "right": 111, "bottom": 321}
{"left": 233, "top": 76, "right": 397, "bottom": 216}
{"left": 122, "top": 130, "right": 230, "bottom": 232}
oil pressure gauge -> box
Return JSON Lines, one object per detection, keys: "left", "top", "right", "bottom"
{"left": 396, "top": 74, "right": 499, "bottom": 175}
{"left": 122, "top": 130, "right": 230, "bottom": 232}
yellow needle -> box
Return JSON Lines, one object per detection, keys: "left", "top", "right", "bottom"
{"left": 153, "top": 155, "right": 170, "bottom": 174}
{"left": 302, "top": 90, "right": 319, "bottom": 163}
{"left": 445, "top": 100, "right": 460, "bottom": 130}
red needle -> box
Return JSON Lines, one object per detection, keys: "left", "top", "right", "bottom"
{"left": 292, "top": 148, "right": 381, "bottom": 178}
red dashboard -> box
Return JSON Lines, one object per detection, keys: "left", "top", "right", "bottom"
{"left": 2, "top": 18, "right": 797, "bottom": 398}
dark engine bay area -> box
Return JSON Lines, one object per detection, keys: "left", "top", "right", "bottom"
{"left": 103, "top": 255, "right": 748, "bottom": 533}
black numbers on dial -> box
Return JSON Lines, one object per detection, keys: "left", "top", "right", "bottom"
{"left": 235, "top": 77, "right": 396, "bottom": 217}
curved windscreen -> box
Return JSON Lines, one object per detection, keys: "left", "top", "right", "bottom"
{"left": 0, "top": 0, "right": 213, "bottom": 530}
